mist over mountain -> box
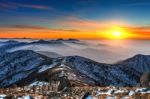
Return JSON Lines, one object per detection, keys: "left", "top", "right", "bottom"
{"left": 0, "top": 49, "right": 149, "bottom": 87}
{"left": 0, "top": 39, "right": 149, "bottom": 88}
{"left": 1, "top": 39, "right": 150, "bottom": 63}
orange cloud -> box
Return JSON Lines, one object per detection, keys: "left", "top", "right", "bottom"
{"left": 1, "top": 24, "right": 150, "bottom": 39}
{"left": 0, "top": 25, "right": 96, "bottom": 39}
{"left": 128, "top": 26, "right": 150, "bottom": 39}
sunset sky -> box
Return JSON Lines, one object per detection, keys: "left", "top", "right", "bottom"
{"left": 0, "top": 0, "right": 150, "bottom": 39}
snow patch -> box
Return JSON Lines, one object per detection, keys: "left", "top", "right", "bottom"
{"left": 38, "top": 63, "right": 58, "bottom": 73}
{"left": 114, "top": 89, "right": 126, "bottom": 94}
{"left": 29, "top": 81, "right": 49, "bottom": 87}
{"left": 0, "top": 94, "right": 6, "bottom": 98}
{"left": 128, "top": 90, "right": 135, "bottom": 96}
{"left": 23, "top": 95, "right": 32, "bottom": 99}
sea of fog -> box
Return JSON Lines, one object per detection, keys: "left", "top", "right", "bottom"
{"left": 83, "top": 39, "right": 150, "bottom": 63}
{"left": 1, "top": 39, "right": 150, "bottom": 63}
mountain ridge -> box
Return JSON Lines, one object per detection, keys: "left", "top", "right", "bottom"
{"left": 0, "top": 50, "right": 149, "bottom": 87}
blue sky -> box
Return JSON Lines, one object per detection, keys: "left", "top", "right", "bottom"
{"left": 0, "top": 0, "right": 150, "bottom": 27}
{"left": 0, "top": 0, "right": 150, "bottom": 39}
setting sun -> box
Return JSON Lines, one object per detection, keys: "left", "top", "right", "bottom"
{"left": 104, "top": 25, "right": 130, "bottom": 39}
{"left": 112, "top": 31, "right": 122, "bottom": 37}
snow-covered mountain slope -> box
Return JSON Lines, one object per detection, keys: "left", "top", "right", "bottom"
{"left": 0, "top": 50, "right": 149, "bottom": 87}
{"left": 120, "top": 54, "right": 150, "bottom": 73}
{"left": 63, "top": 56, "right": 142, "bottom": 86}
{"left": 0, "top": 50, "right": 53, "bottom": 87}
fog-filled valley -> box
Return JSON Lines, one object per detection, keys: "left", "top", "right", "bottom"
{"left": 1, "top": 39, "right": 150, "bottom": 63}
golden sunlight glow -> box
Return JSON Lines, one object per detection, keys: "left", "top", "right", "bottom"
{"left": 112, "top": 31, "right": 122, "bottom": 37}
{"left": 104, "top": 25, "right": 130, "bottom": 39}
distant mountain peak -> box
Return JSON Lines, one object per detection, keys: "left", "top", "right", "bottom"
{"left": 121, "top": 54, "right": 150, "bottom": 73}
{"left": 55, "top": 38, "right": 79, "bottom": 42}
{"left": 133, "top": 54, "right": 149, "bottom": 58}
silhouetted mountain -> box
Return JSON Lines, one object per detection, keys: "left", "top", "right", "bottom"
{"left": 31, "top": 39, "right": 79, "bottom": 44}
{"left": 55, "top": 38, "right": 79, "bottom": 42}
{"left": 31, "top": 39, "right": 63, "bottom": 44}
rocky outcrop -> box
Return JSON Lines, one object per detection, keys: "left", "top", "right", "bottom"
{"left": 140, "top": 72, "right": 150, "bottom": 87}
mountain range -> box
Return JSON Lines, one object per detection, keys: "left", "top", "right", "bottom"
{"left": 0, "top": 50, "right": 149, "bottom": 87}
{"left": 0, "top": 39, "right": 149, "bottom": 88}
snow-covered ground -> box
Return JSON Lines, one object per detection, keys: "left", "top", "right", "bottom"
{"left": 95, "top": 87, "right": 150, "bottom": 97}
{"left": 0, "top": 94, "right": 6, "bottom": 98}
{"left": 38, "top": 62, "right": 58, "bottom": 73}
{"left": 0, "top": 87, "right": 150, "bottom": 99}
{"left": 29, "top": 81, "right": 49, "bottom": 87}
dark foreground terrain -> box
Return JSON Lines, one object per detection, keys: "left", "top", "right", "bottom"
{"left": 0, "top": 86, "right": 150, "bottom": 99}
